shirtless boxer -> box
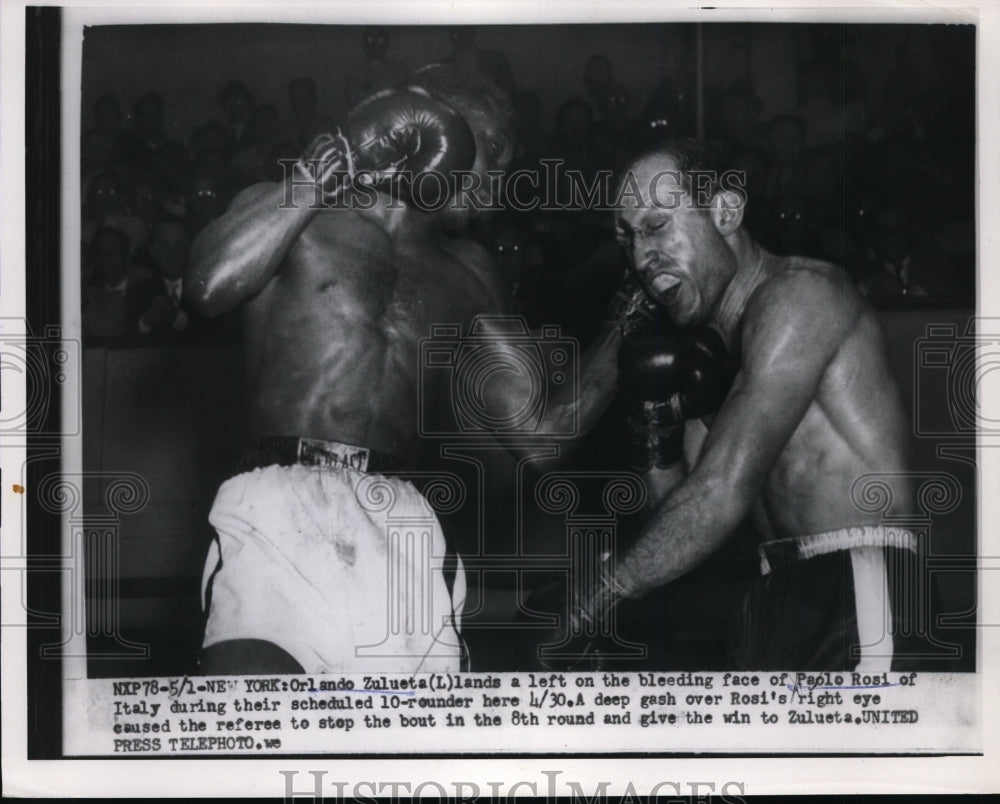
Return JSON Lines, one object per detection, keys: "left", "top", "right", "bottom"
{"left": 185, "top": 65, "right": 529, "bottom": 675}
{"left": 569, "top": 140, "right": 939, "bottom": 671}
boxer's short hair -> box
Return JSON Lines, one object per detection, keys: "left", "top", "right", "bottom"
{"left": 622, "top": 137, "right": 731, "bottom": 207}
{"left": 405, "top": 63, "right": 513, "bottom": 126}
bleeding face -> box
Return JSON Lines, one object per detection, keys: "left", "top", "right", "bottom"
{"left": 614, "top": 155, "right": 736, "bottom": 326}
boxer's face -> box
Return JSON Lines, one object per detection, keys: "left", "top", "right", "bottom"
{"left": 436, "top": 107, "right": 514, "bottom": 231}
{"left": 615, "top": 155, "right": 734, "bottom": 326}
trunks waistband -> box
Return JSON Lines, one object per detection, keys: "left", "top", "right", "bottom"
{"left": 758, "top": 525, "right": 918, "bottom": 575}
{"left": 237, "top": 435, "right": 404, "bottom": 475}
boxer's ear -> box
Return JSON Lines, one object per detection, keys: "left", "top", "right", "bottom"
{"left": 711, "top": 189, "right": 744, "bottom": 235}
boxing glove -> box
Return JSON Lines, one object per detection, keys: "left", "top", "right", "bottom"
{"left": 516, "top": 567, "right": 627, "bottom": 672}
{"left": 296, "top": 88, "right": 477, "bottom": 207}
{"left": 619, "top": 327, "right": 731, "bottom": 471}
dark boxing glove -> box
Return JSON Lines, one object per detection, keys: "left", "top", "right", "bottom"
{"left": 619, "top": 327, "right": 731, "bottom": 471}
{"left": 296, "top": 88, "right": 476, "bottom": 207}
{"left": 516, "top": 564, "right": 629, "bottom": 672}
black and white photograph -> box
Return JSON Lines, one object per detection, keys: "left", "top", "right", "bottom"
{"left": 2, "top": 0, "right": 998, "bottom": 797}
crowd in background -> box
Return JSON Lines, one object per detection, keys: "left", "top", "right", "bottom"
{"left": 80, "top": 26, "right": 975, "bottom": 347}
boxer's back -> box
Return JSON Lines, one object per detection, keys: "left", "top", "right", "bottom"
{"left": 240, "top": 206, "right": 503, "bottom": 462}
{"left": 751, "top": 258, "right": 913, "bottom": 539}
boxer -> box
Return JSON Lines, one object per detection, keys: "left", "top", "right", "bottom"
{"left": 519, "top": 324, "right": 732, "bottom": 670}
{"left": 186, "top": 65, "right": 528, "bottom": 675}
{"left": 532, "top": 139, "right": 946, "bottom": 671}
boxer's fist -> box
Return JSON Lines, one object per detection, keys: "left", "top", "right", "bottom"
{"left": 296, "top": 131, "right": 355, "bottom": 200}
{"left": 619, "top": 328, "right": 731, "bottom": 470}
{"left": 604, "top": 273, "right": 660, "bottom": 339}
{"left": 515, "top": 571, "right": 625, "bottom": 672}
{"left": 297, "top": 89, "right": 477, "bottom": 205}
{"left": 349, "top": 88, "right": 476, "bottom": 181}
{"left": 620, "top": 327, "right": 730, "bottom": 418}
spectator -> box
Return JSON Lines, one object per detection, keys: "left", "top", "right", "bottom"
{"left": 279, "top": 76, "right": 338, "bottom": 156}
{"left": 796, "top": 59, "right": 840, "bottom": 152}
{"left": 190, "top": 120, "right": 230, "bottom": 163}
{"left": 136, "top": 219, "right": 194, "bottom": 341}
{"left": 589, "top": 82, "right": 639, "bottom": 173}
{"left": 116, "top": 91, "right": 192, "bottom": 193}
{"left": 443, "top": 26, "right": 515, "bottom": 95}
{"left": 840, "top": 59, "right": 871, "bottom": 150}
{"left": 186, "top": 170, "right": 226, "bottom": 236}
{"left": 582, "top": 54, "right": 614, "bottom": 108}
{"left": 481, "top": 214, "right": 543, "bottom": 310}
{"left": 230, "top": 103, "right": 282, "bottom": 190}
{"left": 766, "top": 194, "right": 822, "bottom": 258}
{"left": 763, "top": 114, "right": 808, "bottom": 203}
{"left": 81, "top": 93, "right": 123, "bottom": 178}
{"left": 552, "top": 96, "right": 595, "bottom": 171}
{"left": 216, "top": 80, "right": 255, "bottom": 155}
{"left": 119, "top": 173, "right": 167, "bottom": 265}
{"left": 510, "top": 89, "right": 552, "bottom": 172}
{"left": 129, "top": 173, "right": 165, "bottom": 234}
{"left": 869, "top": 135, "right": 926, "bottom": 218}
{"left": 718, "top": 81, "right": 767, "bottom": 154}
{"left": 642, "top": 78, "right": 696, "bottom": 144}
{"left": 81, "top": 227, "right": 145, "bottom": 342}
{"left": 345, "top": 29, "right": 407, "bottom": 111}
{"left": 81, "top": 171, "right": 146, "bottom": 254}
{"left": 856, "top": 201, "right": 971, "bottom": 307}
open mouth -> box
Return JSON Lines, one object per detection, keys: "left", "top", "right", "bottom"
{"left": 649, "top": 273, "right": 682, "bottom": 300}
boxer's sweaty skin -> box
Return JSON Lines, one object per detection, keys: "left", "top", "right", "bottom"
{"left": 612, "top": 153, "right": 913, "bottom": 597}
{"left": 241, "top": 199, "right": 504, "bottom": 464}
{"left": 187, "top": 111, "right": 519, "bottom": 673}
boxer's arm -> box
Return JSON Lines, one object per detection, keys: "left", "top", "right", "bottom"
{"left": 469, "top": 281, "right": 659, "bottom": 446}
{"left": 613, "top": 267, "right": 862, "bottom": 598}
{"left": 470, "top": 314, "right": 623, "bottom": 446}
{"left": 187, "top": 89, "right": 475, "bottom": 318}
{"left": 185, "top": 180, "right": 318, "bottom": 317}
{"left": 447, "top": 240, "right": 623, "bottom": 448}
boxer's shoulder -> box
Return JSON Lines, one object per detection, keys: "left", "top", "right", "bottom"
{"left": 748, "top": 256, "right": 861, "bottom": 319}
{"left": 740, "top": 256, "right": 864, "bottom": 361}
{"left": 771, "top": 254, "right": 854, "bottom": 284}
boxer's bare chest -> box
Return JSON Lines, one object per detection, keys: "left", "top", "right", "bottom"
{"left": 248, "top": 211, "right": 499, "bottom": 350}
{"left": 240, "top": 210, "right": 504, "bottom": 452}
